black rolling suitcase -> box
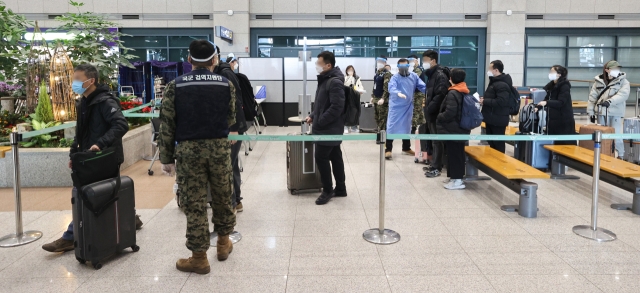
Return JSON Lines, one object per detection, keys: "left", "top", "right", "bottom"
{"left": 72, "top": 176, "right": 139, "bottom": 270}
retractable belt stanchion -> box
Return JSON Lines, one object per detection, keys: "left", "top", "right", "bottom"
{"left": 0, "top": 132, "right": 43, "bottom": 247}
{"left": 363, "top": 130, "right": 400, "bottom": 245}
{"left": 572, "top": 131, "right": 617, "bottom": 242}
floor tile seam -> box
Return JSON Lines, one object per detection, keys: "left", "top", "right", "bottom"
{"left": 176, "top": 273, "right": 193, "bottom": 293}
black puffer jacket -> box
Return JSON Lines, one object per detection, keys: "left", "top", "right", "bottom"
{"left": 70, "top": 85, "right": 129, "bottom": 164}
{"left": 540, "top": 78, "right": 575, "bottom": 135}
{"left": 214, "top": 62, "right": 248, "bottom": 133}
{"left": 482, "top": 73, "right": 513, "bottom": 127}
{"left": 424, "top": 65, "right": 450, "bottom": 122}
{"left": 311, "top": 67, "right": 345, "bottom": 146}
{"left": 437, "top": 88, "right": 471, "bottom": 135}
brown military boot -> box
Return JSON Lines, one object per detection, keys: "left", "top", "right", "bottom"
{"left": 217, "top": 234, "right": 233, "bottom": 261}
{"left": 176, "top": 251, "right": 210, "bottom": 274}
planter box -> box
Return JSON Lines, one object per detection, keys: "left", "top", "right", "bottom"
{"left": 0, "top": 123, "right": 152, "bottom": 188}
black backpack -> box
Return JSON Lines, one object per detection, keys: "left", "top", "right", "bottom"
{"left": 507, "top": 86, "right": 521, "bottom": 115}
{"left": 235, "top": 73, "right": 259, "bottom": 122}
{"left": 325, "top": 77, "right": 361, "bottom": 127}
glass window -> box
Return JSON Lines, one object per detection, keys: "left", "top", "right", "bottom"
{"left": 618, "top": 36, "right": 640, "bottom": 47}
{"left": 439, "top": 48, "right": 478, "bottom": 67}
{"left": 527, "top": 36, "right": 566, "bottom": 47}
{"left": 568, "top": 48, "right": 614, "bottom": 67}
{"left": 569, "top": 36, "right": 615, "bottom": 47}
{"left": 168, "top": 36, "right": 206, "bottom": 47}
{"left": 260, "top": 36, "right": 297, "bottom": 47}
{"left": 146, "top": 49, "right": 168, "bottom": 61}
{"left": 169, "top": 49, "right": 189, "bottom": 62}
{"left": 300, "top": 36, "right": 344, "bottom": 46}
{"left": 624, "top": 68, "right": 640, "bottom": 85}
{"left": 121, "top": 36, "right": 167, "bottom": 48}
{"left": 128, "top": 49, "right": 147, "bottom": 61}
{"left": 526, "top": 68, "right": 553, "bottom": 87}
{"left": 464, "top": 69, "right": 478, "bottom": 87}
{"left": 258, "top": 47, "right": 271, "bottom": 57}
{"left": 411, "top": 36, "right": 438, "bottom": 47}
{"left": 618, "top": 48, "right": 640, "bottom": 67}
{"left": 440, "top": 36, "right": 478, "bottom": 47}
{"left": 345, "top": 36, "right": 389, "bottom": 47}
{"left": 570, "top": 87, "right": 591, "bottom": 102}
{"left": 527, "top": 48, "right": 566, "bottom": 67}
{"left": 566, "top": 67, "right": 603, "bottom": 81}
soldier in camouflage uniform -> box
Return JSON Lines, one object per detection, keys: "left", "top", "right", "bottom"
{"left": 371, "top": 58, "right": 392, "bottom": 131}
{"left": 158, "top": 40, "right": 237, "bottom": 274}
{"left": 409, "top": 55, "right": 427, "bottom": 129}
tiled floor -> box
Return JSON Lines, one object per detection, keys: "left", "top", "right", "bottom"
{"left": 1, "top": 118, "right": 640, "bottom": 292}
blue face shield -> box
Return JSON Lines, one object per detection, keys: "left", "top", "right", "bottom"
{"left": 72, "top": 79, "right": 90, "bottom": 94}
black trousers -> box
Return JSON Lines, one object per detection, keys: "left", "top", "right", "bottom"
{"left": 446, "top": 141, "right": 466, "bottom": 180}
{"left": 427, "top": 121, "right": 444, "bottom": 169}
{"left": 315, "top": 144, "right": 346, "bottom": 193}
{"left": 485, "top": 124, "right": 506, "bottom": 153}
{"left": 386, "top": 139, "right": 411, "bottom": 152}
{"left": 231, "top": 140, "right": 243, "bottom": 206}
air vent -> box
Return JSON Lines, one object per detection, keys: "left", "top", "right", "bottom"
{"left": 325, "top": 15, "right": 341, "bottom": 20}
{"left": 256, "top": 15, "right": 272, "bottom": 20}
{"left": 465, "top": 15, "right": 482, "bottom": 20}
{"left": 48, "top": 15, "right": 62, "bottom": 19}
{"left": 122, "top": 15, "right": 140, "bottom": 20}
{"left": 527, "top": 15, "right": 544, "bottom": 20}
{"left": 193, "top": 15, "right": 211, "bottom": 20}
{"left": 396, "top": 15, "right": 412, "bottom": 20}
{"left": 598, "top": 15, "right": 615, "bottom": 20}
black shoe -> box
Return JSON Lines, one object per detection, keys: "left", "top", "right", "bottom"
{"left": 425, "top": 169, "right": 442, "bottom": 178}
{"left": 135, "top": 215, "right": 143, "bottom": 230}
{"left": 315, "top": 192, "right": 334, "bottom": 205}
{"left": 332, "top": 189, "right": 347, "bottom": 197}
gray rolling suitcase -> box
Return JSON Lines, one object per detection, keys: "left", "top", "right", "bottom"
{"left": 623, "top": 117, "right": 640, "bottom": 164}
{"left": 73, "top": 176, "right": 139, "bottom": 270}
{"left": 513, "top": 133, "right": 553, "bottom": 170}
{"left": 286, "top": 134, "right": 322, "bottom": 195}
{"left": 531, "top": 90, "right": 547, "bottom": 104}
{"left": 359, "top": 103, "right": 377, "bottom": 133}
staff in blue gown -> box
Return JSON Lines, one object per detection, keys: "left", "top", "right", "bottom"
{"left": 384, "top": 58, "right": 426, "bottom": 159}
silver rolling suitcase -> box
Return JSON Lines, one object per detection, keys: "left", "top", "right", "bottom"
{"left": 286, "top": 133, "right": 322, "bottom": 195}
{"left": 623, "top": 117, "right": 640, "bottom": 164}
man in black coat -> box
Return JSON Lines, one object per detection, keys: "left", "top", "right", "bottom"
{"left": 305, "top": 51, "right": 346, "bottom": 205}
{"left": 482, "top": 60, "right": 512, "bottom": 153}
{"left": 214, "top": 47, "right": 248, "bottom": 213}
{"left": 423, "top": 50, "right": 451, "bottom": 178}
{"left": 42, "top": 64, "right": 136, "bottom": 253}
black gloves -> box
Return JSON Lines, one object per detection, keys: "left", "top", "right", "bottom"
{"left": 590, "top": 115, "right": 596, "bottom": 123}
{"left": 600, "top": 100, "right": 611, "bottom": 108}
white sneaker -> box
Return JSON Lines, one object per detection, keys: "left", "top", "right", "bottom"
{"left": 444, "top": 179, "right": 465, "bottom": 190}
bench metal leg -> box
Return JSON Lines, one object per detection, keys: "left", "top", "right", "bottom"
{"left": 501, "top": 181, "right": 538, "bottom": 218}
{"left": 463, "top": 155, "right": 490, "bottom": 181}
{"left": 550, "top": 154, "right": 580, "bottom": 180}
{"left": 611, "top": 182, "right": 640, "bottom": 215}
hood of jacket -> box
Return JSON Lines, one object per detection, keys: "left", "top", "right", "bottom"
{"left": 318, "top": 66, "right": 345, "bottom": 84}
{"left": 214, "top": 62, "right": 232, "bottom": 74}
{"left": 594, "top": 72, "right": 627, "bottom": 87}
{"left": 488, "top": 73, "right": 513, "bottom": 88}
{"left": 87, "top": 85, "right": 113, "bottom": 106}
{"left": 449, "top": 82, "right": 470, "bottom": 94}
{"left": 425, "top": 64, "right": 443, "bottom": 78}
{"left": 544, "top": 77, "right": 570, "bottom": 92}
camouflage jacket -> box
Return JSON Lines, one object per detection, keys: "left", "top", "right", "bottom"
{"left": 158, "top": 75, "right": 237, "bottom": 164}
{"left": 371, "top": 69, "right": 393, "bottom": 105}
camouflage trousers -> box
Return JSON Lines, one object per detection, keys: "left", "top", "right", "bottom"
{"left": 176, "top": 138, "right": 236, "bottom": 253}
{"left": 372, "top": 96, "right": 388, "bottom": 131}
{"left": 412, "top": 92, "right": 426, "bottom": 128}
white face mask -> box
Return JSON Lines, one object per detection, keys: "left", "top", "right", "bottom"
{"left": 376, "top": 63, "right": 384, "bottom": 70}
{"left": 347, "top": 71, "right": 354, "bottom": 76}
{"left": 316, "top": 64, "right": 324, "bottom": 74}
{"left": 610, "top": 69, "right": 621, "bottom": 78}
{"left": 409, "top": 65, "right": 415, "bottom": 72}
{"left": 487, "top": 70, "right": 494, "bottom": 77}
{"left": 548, "top": 73, "right": 558, "bottom": 81}
{"left": 424, "top": 61, "right": 432, "bottom": 69}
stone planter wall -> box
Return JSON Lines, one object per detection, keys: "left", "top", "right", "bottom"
{"left": 0, "top": 123, "right": 152, "bottom": 188}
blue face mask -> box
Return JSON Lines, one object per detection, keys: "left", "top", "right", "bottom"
{"left": 72, "top": 79, "right": 90, "bottom": 94}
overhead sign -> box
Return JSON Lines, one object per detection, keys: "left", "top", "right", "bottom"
{"left": 216, "top": 26, "right": 233, "bottom": 43}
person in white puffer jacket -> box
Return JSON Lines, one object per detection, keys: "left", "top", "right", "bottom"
{"left": 587, "top": 60, "right": 631, "bottom": 159}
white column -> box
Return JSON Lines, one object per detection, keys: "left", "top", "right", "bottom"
{"left": 213, "top": 0, "right": 250, "bottom": 58}
{"left": 486, "top": 0, "right": 527, "bottom": 87}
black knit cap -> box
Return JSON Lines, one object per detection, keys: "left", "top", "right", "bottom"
{"left": 189, "top": 39, "right": 216, "bottom": 62}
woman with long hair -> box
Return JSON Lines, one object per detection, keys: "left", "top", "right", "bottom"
{"left": 537, "top": 65, "right": 576, "bottom": 145}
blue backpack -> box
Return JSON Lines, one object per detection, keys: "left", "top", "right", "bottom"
{"left": 459, "top": 94, "right": 483, "bottom": 130}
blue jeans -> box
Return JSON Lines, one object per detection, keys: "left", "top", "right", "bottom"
{"left": 62, "top": 222, "right": 73, "bottom": 241}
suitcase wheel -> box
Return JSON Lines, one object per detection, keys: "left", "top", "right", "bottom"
{"left": 76, "top": 257, "right": 86, "bottom": 264}
{"left": 290, "top": 190, "right": 297, "bottom": 195}
{"left": 148, "top": 170, "right": 154, "bottom": 176}
{"left": 414, "top": 158, "right": 419, "bottom": 163}
{"left": 249, "top": 147, "right": 253, "bottom": 151}
{"left": 93, "top": 263, "right": 102, "bottom": 270}
{"left": 131, "top": 245, "right": 140, "bottom": 252}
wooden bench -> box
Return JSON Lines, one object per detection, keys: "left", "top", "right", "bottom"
{"left": 545, "top": 145, "right": 640, "bottom": 215}
{"left": 573, "top": 101, "right": 588, "bottom": 115}
{"left": 465, "top": 146, "right": 550, "bottom": 218}
{"left": 0, "top": 146, "right": 10, "bottom": 158}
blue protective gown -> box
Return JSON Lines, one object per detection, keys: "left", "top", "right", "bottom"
{"left": 386, "top": 72, "right": 427, "bottom": 134}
